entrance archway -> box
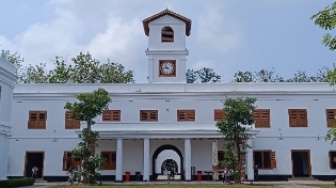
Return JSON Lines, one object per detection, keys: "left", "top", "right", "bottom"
{"left": 152, "top": 144, "right": 184, "bottom": 180}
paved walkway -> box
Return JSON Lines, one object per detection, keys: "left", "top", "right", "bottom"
{"left": 20, "top": 180, "right": 334, "bottom": 188}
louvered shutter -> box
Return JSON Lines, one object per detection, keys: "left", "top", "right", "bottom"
{"left": 271, "top": 151, "right": 276, "bottom": 169}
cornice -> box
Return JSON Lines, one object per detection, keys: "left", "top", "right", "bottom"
{"left": 90, "top": 129, "right": 260, "bottom": 139}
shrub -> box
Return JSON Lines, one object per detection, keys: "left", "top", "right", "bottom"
{"left": 0, "top": 177, "right": 35, "bottom": 188}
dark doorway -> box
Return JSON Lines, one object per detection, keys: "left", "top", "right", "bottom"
{"left": 25, "top": 152, "right": 44, "bottom": 178}
{"left": 152, "top": 144, "right": 183, "bottom": 181}
{"left": 291, "top": 150, "right": 311, "bottom": 177}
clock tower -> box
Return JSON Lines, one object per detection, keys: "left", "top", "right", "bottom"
{"left": 143, "top": 9, "right": 191, "bottom": 83}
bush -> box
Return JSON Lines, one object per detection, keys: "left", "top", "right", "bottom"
{"left": 0, "top": 177, "right": 35, "bottom": 188}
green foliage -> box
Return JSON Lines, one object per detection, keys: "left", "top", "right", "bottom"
{"left": 1, "top": 50, "right": 134, "bottom": 83}
{"left": 233, "top": 68, "right": 328, "bottom": 83}
{"left": 1, "top": 49, "right": 24, "bottom": 78}
{"left": 186, "top": 67, "right": 221, "bottom": 83}
{"left": 326, "top": 125, "right": 336, "bottom": 144}
{"left": 221, "top": 145, "right": 236, "bottom": 169}
{"left": 312, "top": 2, "right": 336, "bottom": 143}
{"left": 65, "top": 88, "right": 111, "bottom": 184}
{"left": 216, "top": 97, "right": 256, "bottom": 183}
{"left": 311, "top": 2, "right": 336, "bottom": 51}
{"left": 64, "top": 88, "right": 112, "bottom": 123}
{"left": 48, "top": 56, "right": 72, "bottom": 83}
{"left": 0, "top": 177, "right": 35, "bottom": 188}
{"left": 19, "top": 63, "right": 50, "bottom": 83}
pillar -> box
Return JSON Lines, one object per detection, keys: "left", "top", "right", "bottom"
{"left": 143, "top": 138, "right": 150, "bottom": 181}
{"left": 116, "top": 138, "right": 123, "bottom": 181}
{"left": 184, "top": 138, "right": 191, "bottom": 181}
{"left": 246, "top": 138, "right": 254, "bottom": 181}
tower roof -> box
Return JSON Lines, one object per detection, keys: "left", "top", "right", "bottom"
{"left": 143, "top": 9, "right": 192, "bottom": 36}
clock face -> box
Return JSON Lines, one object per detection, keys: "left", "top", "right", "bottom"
{"left": 159, "top": 60, "right": 176, "bottom": 76}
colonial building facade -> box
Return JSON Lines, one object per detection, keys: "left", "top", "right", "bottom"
{"left": 3, "top": 10, "right": 336, "bottom": 182}
{"left": 0, "top": 57, "right": 16, "bottom": 180}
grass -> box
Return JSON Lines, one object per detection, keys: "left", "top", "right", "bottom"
{"left": 50, "top": 183, "right": 277, "bottom": 188}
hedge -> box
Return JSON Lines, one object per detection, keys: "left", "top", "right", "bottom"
{"left": 0, "top": 177, "right": 35, "bottom": 188}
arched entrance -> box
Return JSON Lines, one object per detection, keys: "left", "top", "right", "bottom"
{"left": 152, "top": 144, "right": 184, "bottom": 180}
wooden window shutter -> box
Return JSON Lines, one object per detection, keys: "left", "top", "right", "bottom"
{"left": 112, "top": 111, "right": 121, "bottom": 121}
{"left": 102, "top": 110, "right": 112, "bottom": 121}
{"left": 28, "top": 111, "right": 47, "bottom": 129}
{"left": 326, "top": 109, "right": 336, "bottom": 128}
{"left": 102, "top": 110, "right": 121, "bottom": 121}
{"left": 298, "top": 109, "right": 307, "bottom": 127}
{"left": 65, "top": 111, "right": 80, "bottom": 129}
{"left": 214, "top": 109, "right": 225, "bottom": 121}
{"left": 140, "top": 110, "right": 158, "bottom": 121}
{"left": 28, "top": 112, "right": 38, "bottom": 128}
{"left": 289, "top": 109, "right": 307, "bottom": 127}
{"left": 289, "top": 110, "right": 298, "bottom": 127}
{"left": 270, "top": 151, "right": 276, "bottom": 169}
{"left": 177, "top": 110, "right": 185, "bottom": 121}
{"left": 329, "top": 151, "right": 332, "bottom": 169}
{"left": 254, "top": 109, "right": 270, "bottom": 128}
{"left": 186, "top": 110, "right": 195, "bottom": 121}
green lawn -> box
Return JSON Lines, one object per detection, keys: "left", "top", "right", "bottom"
{"left": 50, "top": 183, "right": 277, "bottom": 188}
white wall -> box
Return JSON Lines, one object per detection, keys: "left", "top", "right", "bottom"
{"left": 148, "top": 15, "right": 186, "bottom": 50}
{"left": 8, "top": 82, "right": 336, "bottom": 178}
{"left": 0, "top": 57, "right": 16, "bottom": 179}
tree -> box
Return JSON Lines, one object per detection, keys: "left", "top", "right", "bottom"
{"left": 70, "top": 52, "right": 101, "bottom": 83}
{"left": 312, "top": 2, "right": 336, "bottom": 143}
{"left": 1, "top": 49, "right": 24, "bottom": 79}
{"left": 254, "top": 69, "right": 278, "bottom": 82}
{"left": 64, "top": 88, "right": 112, "bottom": 184}
{"left": 19, "top": 63, "right": 50, "bottom": 83}
{"left": 197, "top": 67, "right": 221, "bottom": 83}
{"left": 48, "top": 56, "right": 72, "bottom": 83}
{"left": 186, "top": 69, "right": 198, "bottom": 83}
{"left": 216, "top": 97, "right": 256, "bottom": 183}
{"left": 311, "top": 2, "right": 336, "bottom": 51}
{"left": 99, "top": 60, "right": 134, "bottom": 83}
{"left": 233, "top": 71, "right": 253, "bottom": 82}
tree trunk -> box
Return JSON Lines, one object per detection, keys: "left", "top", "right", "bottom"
{"left": 234, "top": 138, "right": 242, "bottom": 184}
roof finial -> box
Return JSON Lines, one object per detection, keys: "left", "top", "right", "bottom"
{"left": 165, "top": 0, "right": 171, "bottom": 11}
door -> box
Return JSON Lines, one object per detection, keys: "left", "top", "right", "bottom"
{"left": 24, "top": 152, "right": 44, "bottom": 178}
{"left": 291, "top": 150, "right": 311, "bottom": 177}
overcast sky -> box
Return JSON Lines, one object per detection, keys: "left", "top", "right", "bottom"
{"left": 1, "top": 0, "right": 335, "bottom": 83}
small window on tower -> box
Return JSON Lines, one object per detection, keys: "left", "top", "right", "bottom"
{"left": 161, "top": 26, "right": 174, "bottom": 43}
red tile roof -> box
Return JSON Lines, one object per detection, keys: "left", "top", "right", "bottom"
{"left": 143, "top": 9, "right": 192, "bottom": 36}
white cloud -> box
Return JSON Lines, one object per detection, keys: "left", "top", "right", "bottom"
{"left": 195, "top": 3, "right": 242, "bottom": 54}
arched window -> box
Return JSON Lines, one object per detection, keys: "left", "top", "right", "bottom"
{"left": 161, "top": 26, "right": 174, "bottom": 42}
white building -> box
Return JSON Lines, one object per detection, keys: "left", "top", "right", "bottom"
{"left": 3, "top": 9, "right": 336, "bottom": 182}
{"left": 0, "top": 57, "right": 16, "bottom": 180}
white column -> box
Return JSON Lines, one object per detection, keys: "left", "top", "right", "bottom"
{"left": 246, "top": 138, "right": 254, "bottom": 181}
{"left": 143, "top": 138, "right": 150, "bottom": 182}
{"left": 184, "top": 138, "right": 191, "bottom": 181}
{"left": 116, "top": 139, "right": 123, "bottom": 181}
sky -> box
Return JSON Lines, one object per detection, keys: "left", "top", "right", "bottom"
{"left": 0, "top": 0, "right": 335, "bottom": 83}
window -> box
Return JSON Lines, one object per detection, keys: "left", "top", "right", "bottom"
{"left": 254, "top": 109, "right": 270, "bottom": 128}
{"left": 326, "top": 109, "right": 336, "bottom": 128}
{"left": 101, "top": 151, "right": 116, "bottom": 170}
{"left": 65, "top": 111, "right": 80, "bottom": 129}
{"left": 288, "top": 109, "right": 307, "bottom": 127}
{"left": 63, "top": 151, "right": 81, "bottom": 171}
{"left": 329, "top": 151, "right": 336, "bottom": 169}
{"left": 102, "top": 110, "right": 121, "bottom": 121}
{"left": 214, "top": 109, "right": 225, "bottom": 121}
{"left": 28, "top": 111, "right": 47, "bottom": 129}
{"left": 253, "top": 151, "right": 276, "bottom": 169}
{"left": 177, "top": 110, "right": 195, "bottom": 121}
{"left": 140, "top": 110, "right": 158, "bottom": 121}
{"left": 161, "top": 26, "right": 174, "bottom": 42}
